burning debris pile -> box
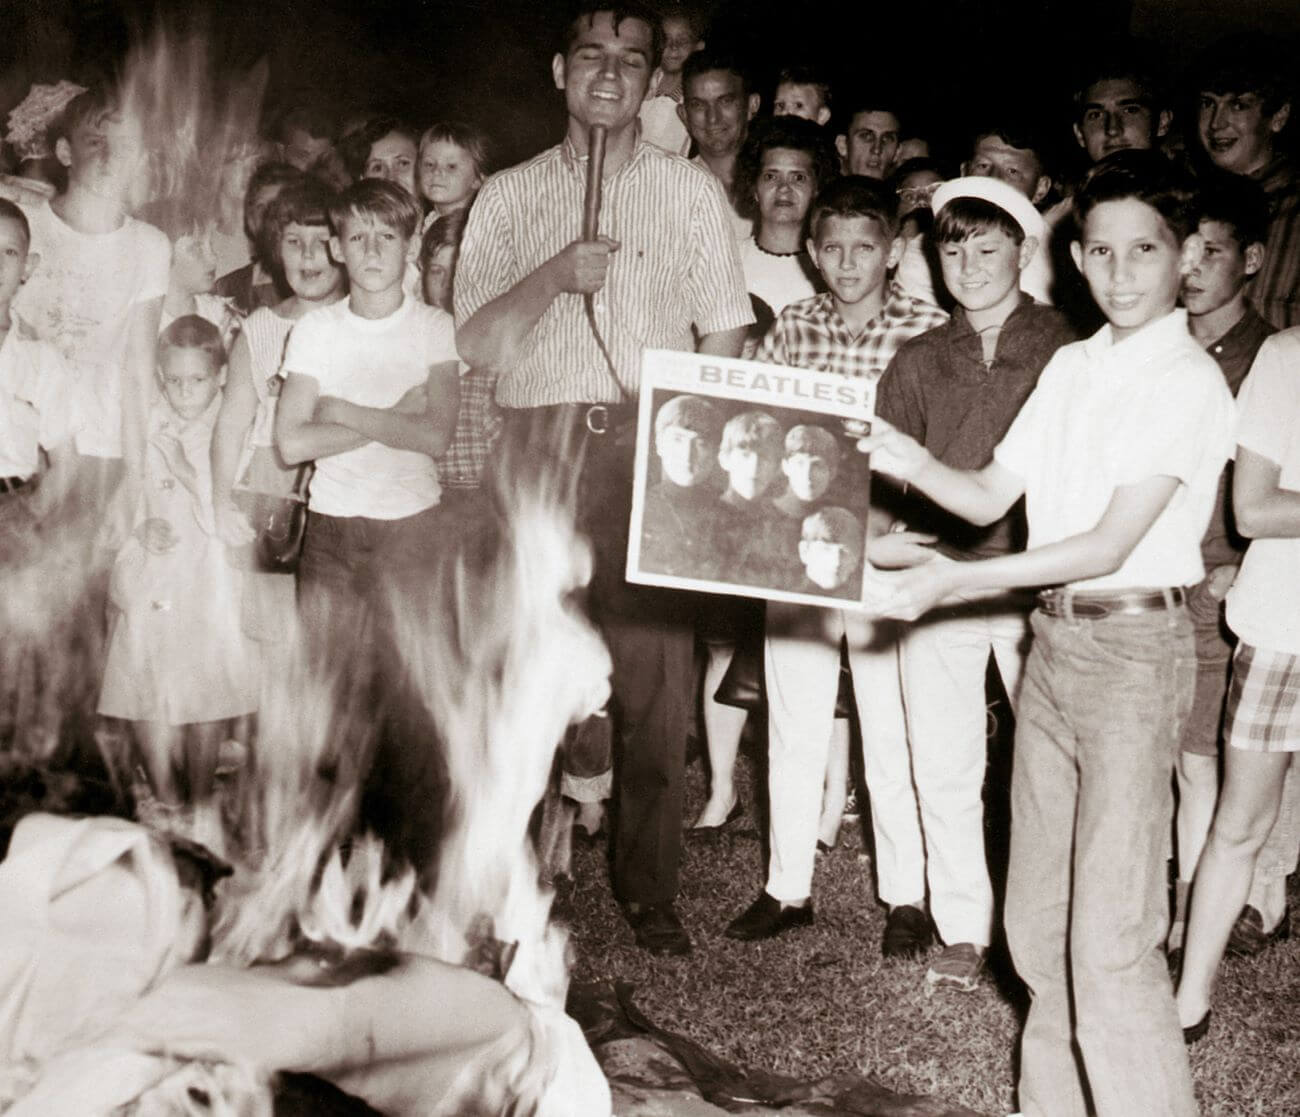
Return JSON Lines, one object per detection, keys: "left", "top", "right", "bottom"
{"left": 0, "top": 430, "right": 614, "bottom": 1113}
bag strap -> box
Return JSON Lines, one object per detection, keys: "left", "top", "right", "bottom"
{"left": 290, "top": 462, "right": 313, "bottom": 502}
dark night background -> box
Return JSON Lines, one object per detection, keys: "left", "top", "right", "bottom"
{"left": 1, "top": 0, "right": 1296, "bottom": 177}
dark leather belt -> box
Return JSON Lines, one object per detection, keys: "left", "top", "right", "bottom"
{"left": 1036, "top": 585, "right": 1187, "bottom": 620}
{"left": 0, "top": 475, "right": 32, "bottom": 495}
{"left": 520, "top": 402, "right": 637, "bottom": 436}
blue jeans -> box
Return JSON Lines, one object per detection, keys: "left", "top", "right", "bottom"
{"left": 1007, "top": 607, "right": 1197, "bottom": 1117}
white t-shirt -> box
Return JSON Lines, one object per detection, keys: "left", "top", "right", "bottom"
{"left": 283, "top": 296, "right": 460, "bottom": 520}
{"left": 13, "top": 202, "right": 170, "bottom": 459}
{"left": 995, "top": 309, "right": 1236, "bottom": 591}
{"left": 739, "top": 237, "right": 819, "bottom": 318}
{"left": 1226, "top": 327, "right": 1300, "bottom": 653}
{"left": 0, "top": 329, "right": 77, "bottom": 478}
{"left": 638, "top": 91, "right": 690, "bottom": 156}
{"left": 893, "top": 234, "right": 939, "bottom": 308}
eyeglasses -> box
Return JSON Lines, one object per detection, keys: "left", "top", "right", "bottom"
{"left": 896, "top": 181, "right": 941, "bottom": 207}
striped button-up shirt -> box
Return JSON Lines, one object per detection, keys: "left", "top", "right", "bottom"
{"left": 756, "top": 285, "right": 949, "bottom": 383}
{"left": 1249, "top": 156, "right": 1300, "bottom": 330}
{"left": 455, "top": 139, "right": 753, "bottom": 407}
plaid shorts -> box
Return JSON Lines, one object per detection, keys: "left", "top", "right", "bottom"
{"left": 1224, "top": 642, "right": 1300, "bottom": 753}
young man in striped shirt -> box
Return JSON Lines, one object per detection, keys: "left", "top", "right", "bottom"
{"left": 455, "top": 2, "right": 752, "bottom": 958}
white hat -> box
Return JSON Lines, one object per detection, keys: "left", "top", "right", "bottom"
{"left": 930, "top": 176, "right": 1052, "bottom": 303}
{"left": 931, "top": 176, "right": 1047, "bottom": 242}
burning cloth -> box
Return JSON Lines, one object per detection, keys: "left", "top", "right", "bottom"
{"left": 0, "top": 814, "right": 611, "bottom": 1116}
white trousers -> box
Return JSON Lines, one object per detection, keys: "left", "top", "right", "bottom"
{"left": 899, "top": 595, "right": 1031, "bottom": 946}
{"left": 764, "top": 605, "right": 925, "bottom": 906}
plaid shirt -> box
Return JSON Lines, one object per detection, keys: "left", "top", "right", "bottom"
{"left": 456, "top": 139, "right": 752, "bottom": 407}
{"left": 1250, "top": 156, "right": 1300, "bottom": 330}
{"left": 436, "top": 367, "right": 503, "bottom": 490}
{"left": 756, "top": 284, "right": 948, "bottom": 383}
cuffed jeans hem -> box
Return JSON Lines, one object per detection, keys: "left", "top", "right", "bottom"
{"left": 562, "top": 769, "right": 612, "bottom": 803}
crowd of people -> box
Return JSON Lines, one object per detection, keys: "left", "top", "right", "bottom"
{"left": 0, "top": 2, "right": 1297, "bottom": 1115}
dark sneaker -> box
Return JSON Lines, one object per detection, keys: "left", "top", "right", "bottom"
{"left": 881, "top": 903, "right": 933, "bottom": 958}
{"left": 1226, "top": 904, "right": 1290, "bottom": 957}
{"left": 725, "top": 891, "right": 814, "bottom": 941}
{"left": 623, "top": 901, "right": 692, "bottom": 956}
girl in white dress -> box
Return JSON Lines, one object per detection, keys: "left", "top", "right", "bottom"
{"left": 99, "top": 316, "right": 256, "bottom": 802}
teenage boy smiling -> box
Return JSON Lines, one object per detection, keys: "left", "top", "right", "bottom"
{"left": 456, "top": 3, "right": 751, "bottom": 957}
{"left": 860, "top": 151, "right": 1235, "bottom": 1117}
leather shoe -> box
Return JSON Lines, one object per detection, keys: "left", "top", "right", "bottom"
{"left": 882, "top": 903, "right": 933, "bottom": 958}
{"left": 725, "top": 891, "right": 814, "bottom": 941}
{"left": 688, "top": 799, "right": 744, "bottom": 839}
{"left": 1183, "top": 1010, "right": 1211, "bottom": 1045}
{"left": 623, "top": 901, "right": 692, "bottom": 956}
{"left": 1226, "top": 904, "right": 1290, "bottom": 957}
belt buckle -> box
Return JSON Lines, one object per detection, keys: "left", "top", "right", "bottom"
{"left": 585, "top": 404, "right": 609, "bottom": 435}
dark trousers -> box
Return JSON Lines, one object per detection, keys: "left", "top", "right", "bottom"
{"left": 297, "top": 505, "right": 450, "bottom": 874}
{"left": 502, "top": 405, "right": 696, "bottom": 906}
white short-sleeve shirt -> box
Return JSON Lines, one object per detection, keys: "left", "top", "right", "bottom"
{"left": 1226, "top": 327, "right": 1300, "bottom": 653}
{"left": 994, "top": 309, "right": 1237, "bottom": 591}
{"left": 13, "top": 202, "right": 170, "bottom": 459}
{"left": 283, "top": 296, "right": 460, "bottom": 520}
{"left": 0, "top": 329, "right": 77, "bottom": 478}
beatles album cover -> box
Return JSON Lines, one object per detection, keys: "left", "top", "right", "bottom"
{"left": 627, "top": 348, "right": 881, "bottom": 610}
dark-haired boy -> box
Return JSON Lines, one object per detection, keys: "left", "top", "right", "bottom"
{"left": 875, "top": 176, "right": 1076, "bottom": 992}
{"left": 725, "top": 177, "right": 942, "bottom": 948}
{"left": 835, "top": 98, "right": 901, "bottom": 180}
{"left": 1191, "top": 33, "right": 1298, "bottom": 329}
{"left": 1071, "top": 49, "right": 1171, "bottom": 165}
{"left": 1173, "top": 174, "right": 1291, "bottom": 959}
{"left": 860, "top": 150, "right": 1235, "bottom": 1117}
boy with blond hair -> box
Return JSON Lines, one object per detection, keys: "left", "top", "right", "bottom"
{"left": 276, "top": 178, "right": 461, "bottom": 615}
{"left": 725, "top": 177, "right": 943, "bottom": 949}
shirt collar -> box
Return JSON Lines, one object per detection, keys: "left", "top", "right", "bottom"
{"left": 1083, "top": 307, "right": 1192, "bottom": 366}
{"left": 946, "top": 291, "right": 1035, "bottom": 341}
{"left": 811, "top": 279, "right": 925, "bottom": 335}
{"left": 560, "top": 134, "right": 649, "bottom": 180}
{"left": 1211, "top": 304, "right": 1270, "bottom": 356}
{"left": 1250, "top": 155, "right": 1297, "bottom": 199}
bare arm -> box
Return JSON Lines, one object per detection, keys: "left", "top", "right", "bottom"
{"left": 274, "top": 372, "right": 368, "bottom": 466}
{"left": 316, "top": 361, "right": 461, "bottom": 458}
{"left": 456, "top": 239, "right": 618, "bottom": 374}
{"left": 1233, "top": 445, "right": 1300, "bottom": 539}
{"left": 696, "top": 326, "right": 746, "bottom": 359}
{"left": 123, "top": 297, "right": 164, "bottom": 485}
{"left": 212, "top": 332, "right": 260, "bottom": 504}
{"left": 857, "top": 415, "right": 1025, "bottom": 527}
{"left": 94, "top": 295, "right": 164, "bottom": 549}
{"left": 877, "top": 474, "right": 1182, "bottom": 620}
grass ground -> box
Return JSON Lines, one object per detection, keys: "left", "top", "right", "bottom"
{"left": 557, "top": 741, "right": 1300, "bottom": 1116}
